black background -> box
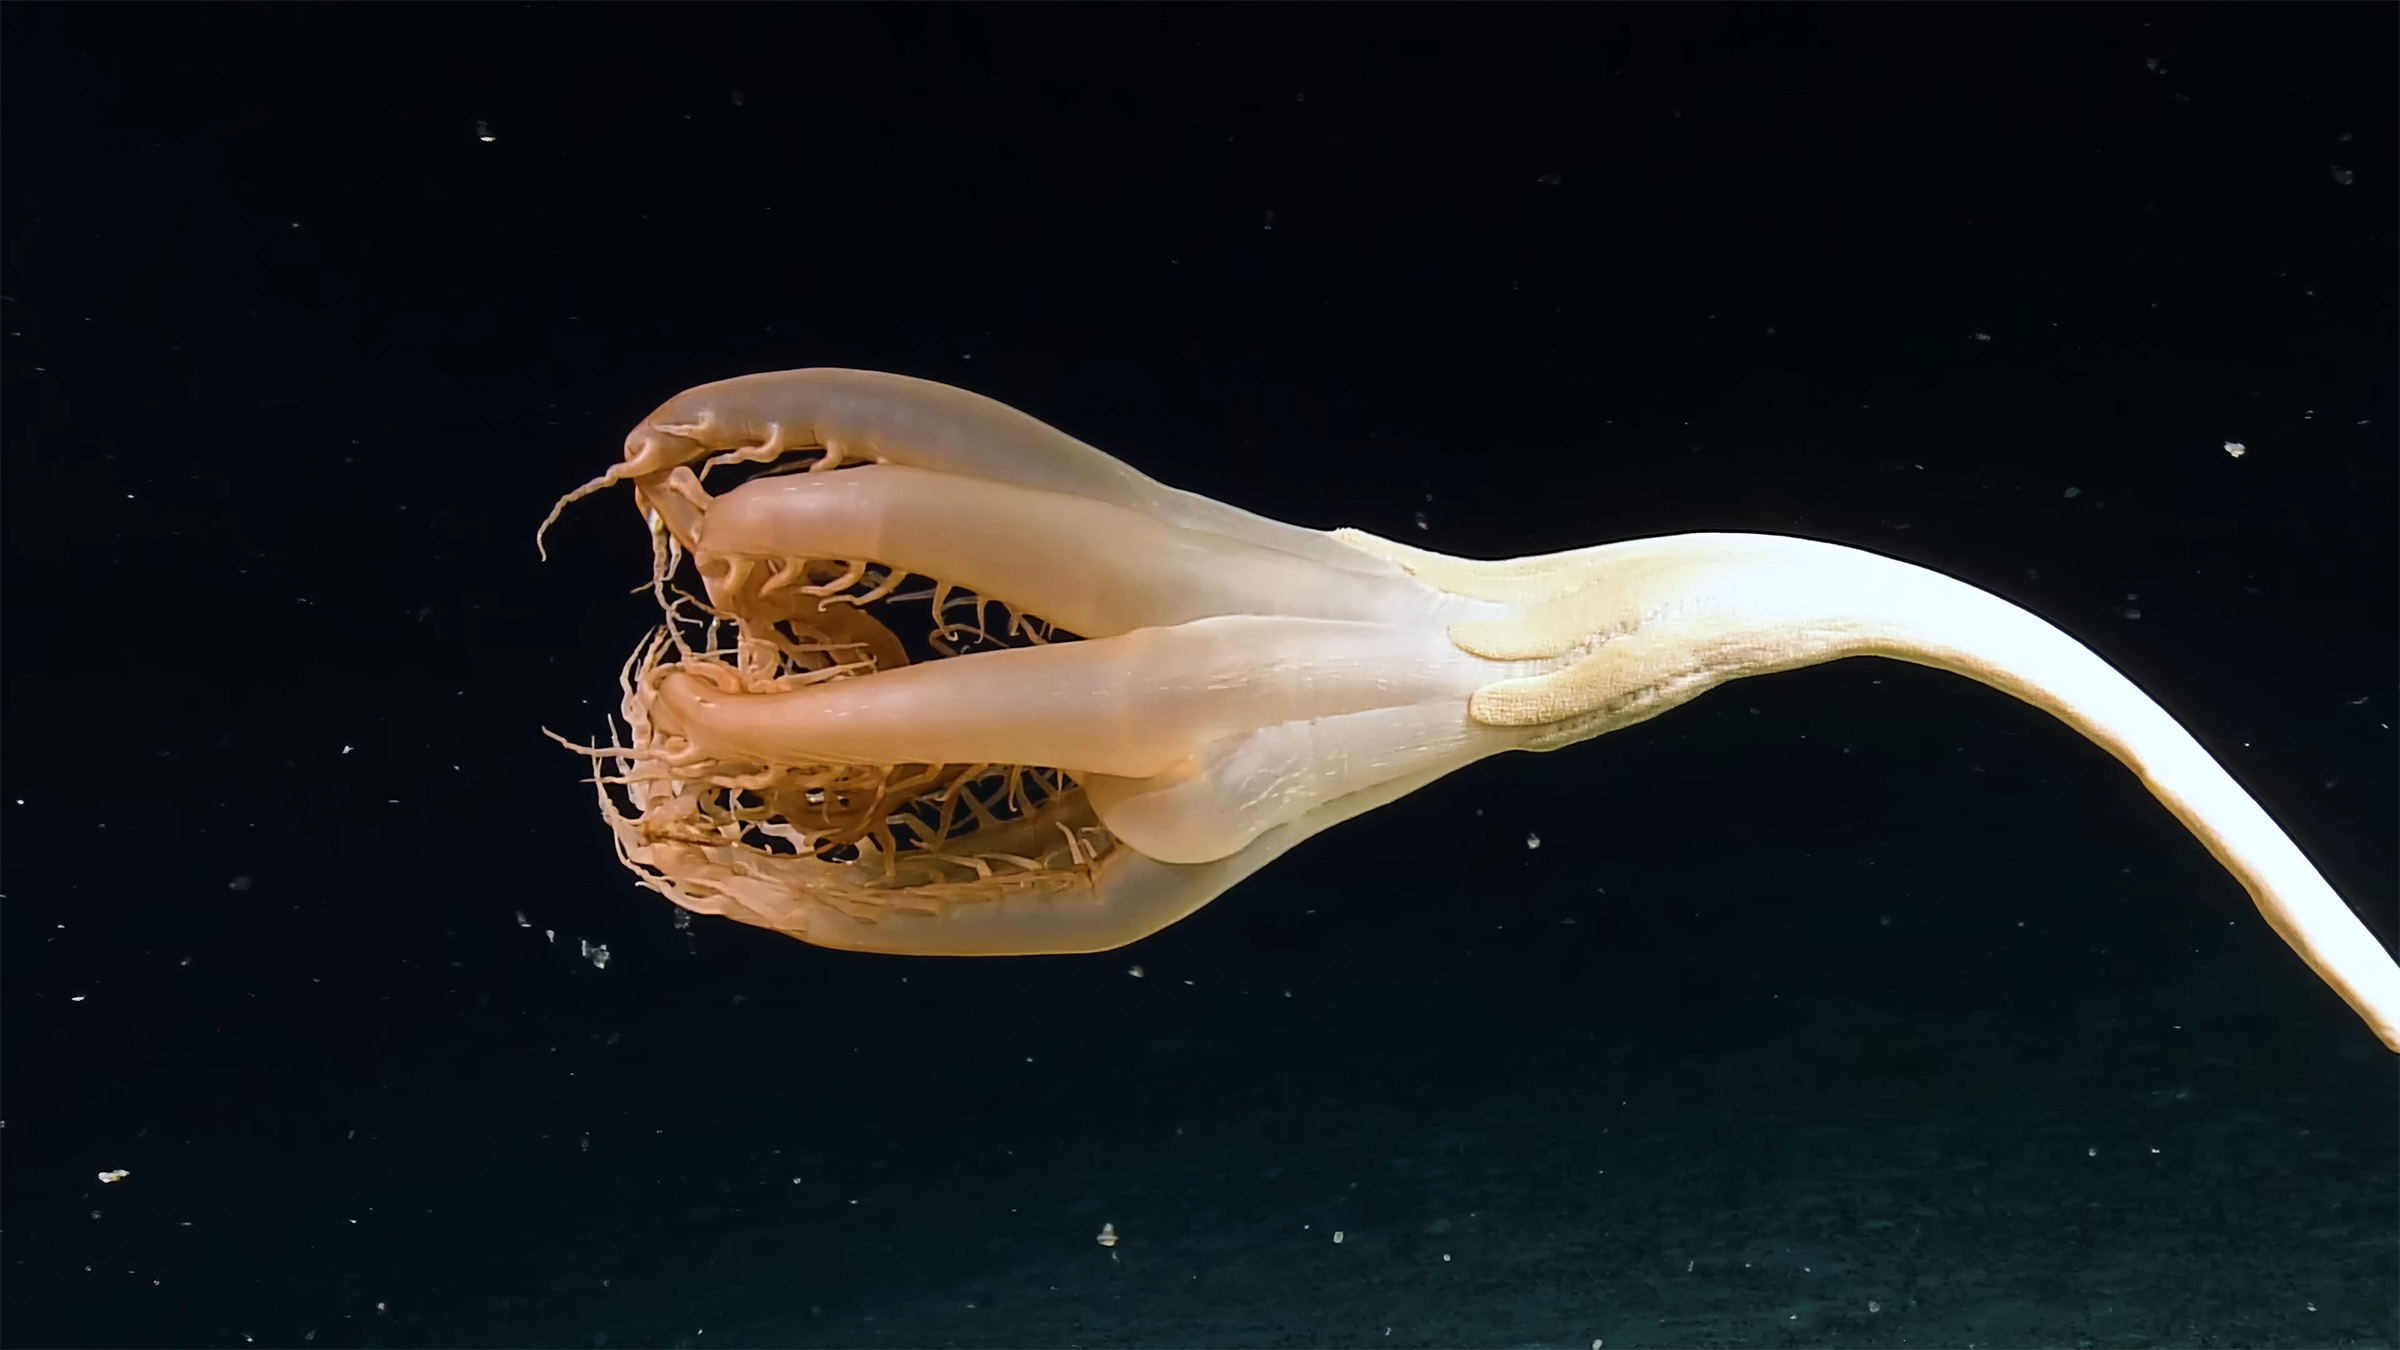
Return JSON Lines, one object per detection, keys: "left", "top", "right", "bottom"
{"left": 3, "top": 5, "right": 2393, "bottom": 1347}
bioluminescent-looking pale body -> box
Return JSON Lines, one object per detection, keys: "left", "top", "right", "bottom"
{"left": 545, "top": 367, "right": 2398, "bottom": 1051}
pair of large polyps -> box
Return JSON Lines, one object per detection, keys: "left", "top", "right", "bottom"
{"left": 545, "top": 367, "right": 2400, "bottom": 1051}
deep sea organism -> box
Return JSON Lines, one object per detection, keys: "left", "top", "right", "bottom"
{"left": 545, "top": 368, "right": 2399, "bottom": 1050}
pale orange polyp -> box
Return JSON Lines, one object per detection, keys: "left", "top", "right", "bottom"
{"left": 696, "top": 465, "right": 1446, "bottom": 638}
{"left": 548, "top": 367, "right": 2400, "bottom": 1052}
{"left": 648, "top": 615, "right": 1482, "bottom": 781}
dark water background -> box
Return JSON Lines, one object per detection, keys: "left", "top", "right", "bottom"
{"left": 4, "top": 5, "right": 2393, "bottom": 1346}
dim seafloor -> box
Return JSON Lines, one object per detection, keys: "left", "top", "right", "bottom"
{"left": 599, "top": 938, "right": 2396, "bottom": 1349}
{"left": 63, "top": 849, "right": 2389, "bottom": 1350}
